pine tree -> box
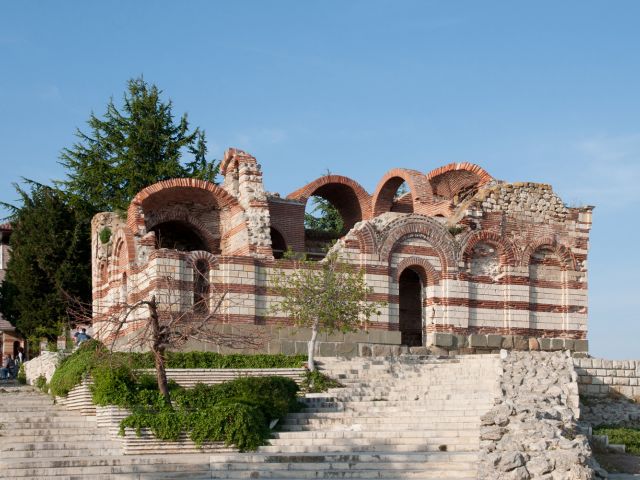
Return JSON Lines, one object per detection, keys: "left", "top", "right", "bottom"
{"left": 0, "top": 184, "right": 91, "bottom": 341}
{"left": 59, "top": 77, "right": 217, "bottom": 213}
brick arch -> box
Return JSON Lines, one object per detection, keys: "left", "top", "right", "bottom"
{"left": 146, "top": 210, "right": 220, "bottom": 254}
{"left": 522, "top": 237, "right": 577, "bottom": 271}
{"left": 126, "top": 178, "right": 243, "bottom": 235}
{"left": 461, "top": 231, "right": 517, "bottom": 266}
{"left": 351, "top": 223, "right": 377, "bottom": 255}
{"left": 426, "top": 162, "right": 493, "bottom": 199}
{"left": 394, "top": 257, "right": 440, "bottom": 286}
{"left": 378, "top": 216, "right": 456, "bottom": 271}
{"left": 187, "top": 250, "right": 219, "bottom": 270}
{"left": 372, "top": 169, "right": 434, "bottom": 217}
{"left": 287, "top": 175, "right": 371, "bottom": 230}
{"left": 111, "top": 228, "right": 135, "bottom": 273}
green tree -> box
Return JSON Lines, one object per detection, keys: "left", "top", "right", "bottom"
{"left": 270, "top": 252, "right": 384, "bottom": 371}
{"left": 304, "top": 196, "right": 344, "bottom": 235}
{"left": 1, "top": 77, "right": 218, "bottom": 344}
{"left": 0, "top": 184, "right": 91, "bottom": 341}
{"left": 59, "top": 77, "right": 218, "bottom": 213}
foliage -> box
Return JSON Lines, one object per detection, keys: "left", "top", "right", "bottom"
{"left": 48, "top": 340, "right": 107, "bottom": 397}
{"left": 58, "top": 77, "right": 218, "bottom": 213}
{"left": 163, "top": 352, "right": 306, "bottom": 369}
{"left": 0, "top": 184, "right": 91, "bottom": 340}
{"left": 118, "top": 376, "right": 300, "bottom": 451}
{"left": 34, "top": 374, "right": 48, "bottom": 393}
{"left": 593, "top": 426, "right": 640, "bottom": 455}
{"left": 99, "top": 227, "right": 112, "bottom": 244}
{"left": 17, "top": 363, "right": 26, "bottom": 385}
{"left": 271, "top": 251, "right": 385, "bottom": 370}
{"left": 1, "top": 77, "right": 218, "bottom": 343}
{"left": 301, "top": 370, "right": 343, "bottom": 393}
{"left": 48, "top": 340, "right": 305, "bottom": 397}
{"left": 304, "top": 196, "right": 344, "bottom": 236}
{"left": 173, "top": 377, "right": 301, "bottom": 422}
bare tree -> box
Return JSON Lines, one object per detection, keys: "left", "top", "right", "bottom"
{"left": 69, "top": 261, "right": 265, "bottom": 404}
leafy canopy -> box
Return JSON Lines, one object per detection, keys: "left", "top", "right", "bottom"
{"left": 58, "top": 77, "right": 218, "bottom": 213}
{"left": 1, "top": 77, "right": 219, "bottom": 341}
{"left": 0, "top": 183, "right": 91, "bottom": 340}
{"left": 304, "top": 196, "right": 344, "bottom": 235}
{"left": 271, "top": 252, "right": 383, "bottom": 334}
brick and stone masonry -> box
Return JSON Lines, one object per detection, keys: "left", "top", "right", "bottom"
{"left": 91, "top": 148, "right": 594, "bottom": 355}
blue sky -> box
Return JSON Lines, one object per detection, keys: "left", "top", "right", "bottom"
{"left": 1, "top": 1, "right": 638, "bottom": 358}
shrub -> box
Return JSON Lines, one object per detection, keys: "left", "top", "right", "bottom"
{"left": 121, "top": 376, "right": 300, "bottom": 451}
{"left": 34, "top": 374, "right": 48, "bottom": 393}
{"left": 301, "top": 370, "right": 342, "bottom": 393}
{"left": 49, "top": 340, "right": 107, "bottom": 397}
{"left": 99, "top": 227, "right": 112, "bottom": 244}
{"left": 91, "top": 364, "right": 138, "bottom": 407}
{"left": 593, "top": 426, "right": 640, "bottom": 455}
{"left": 17, "top": 364, "right": 26, "bottom": 385}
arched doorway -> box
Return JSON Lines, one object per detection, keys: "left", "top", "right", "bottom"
{"left": 398, "top": 268, "right": 423, "bottom": 346}
{"left": 270, "top": 228, "right": 287, "bottom": 259}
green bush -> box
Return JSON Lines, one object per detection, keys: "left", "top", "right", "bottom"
{"left": 48, "top": 340, "right": 305, "bottom": 397}
{"left": 173, "top": 376, "right": 301, "bottom": 422}
{"left": 17, "top": 364, "right": 26, "bottom": 384}
{"left": 301, "top": 370, "right": 343, "bottom": 393}
{"left": 120, "top": 376, "right": 300, "bottom": 451}
{"left": 99, "top": 227, "right": 112, "bottom": 244}
{"left": 91, "top": 364, "right": 138, "bottom": 407}
{"left": 49, "top": 340, "right": 107, "bottom": 397}
{"left": 34, "top": 374, "right": 48, "bottom": 393}
{"left": 164, "top": 352, "right": 306, "bottom": 369}
{"left": 593, "top": 426, "right": 640, "bottom": 455}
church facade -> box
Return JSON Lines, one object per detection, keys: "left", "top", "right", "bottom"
{"left": 91, "top": 148, "right": 593, "bottom": 355}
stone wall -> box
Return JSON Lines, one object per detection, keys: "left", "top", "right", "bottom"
{"left": 479, "top": 351, "right": 600, "bottom": 479}
{"left": 91, "top": 150, "right": 593, "bottom": 355}
{"left": 24, "top": 350, "right": 66, "bottom": 384}
{"left": 574, "top": 358, "right": 640, "bottom": 399}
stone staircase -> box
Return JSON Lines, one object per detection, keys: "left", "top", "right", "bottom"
{"left": 213, "top": 355, "right": 500, "bottom": 479}
{"left": 0, "top": 354, "right": 500, "bottom": 479}
{"left": 0, "top": 383, "right": 215, "bottom": 479}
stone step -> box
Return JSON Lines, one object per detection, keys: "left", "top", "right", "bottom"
{"left": 271, "top": 430, "right": 479, "bottom": 440}
{"left": 258, "top": 442, "right": 477, "bottom": 453}
{"left": 209, "top": 467, "right": 476, "bottom": 479}
{"left": 210, "top": 451, "right": 478, "bottom": 463}
{"left": 282, "top": 421, "right": 479, "bottom": 431}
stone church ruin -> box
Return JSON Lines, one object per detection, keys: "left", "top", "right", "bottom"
{"left": 91, "top": 148, "right": 593, "bottom": 355}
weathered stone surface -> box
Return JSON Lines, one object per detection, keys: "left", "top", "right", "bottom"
{"left": 433, "top": 332, "right": 453, "bottom": 347}
{"left": 470, "top": 334, "right": 488, "bottom": 348}
{"left": 478, "top": 351, "right": 601, "bottom": 479}
{"left": 24, "top": 351, "right": 67, "bottom": 384}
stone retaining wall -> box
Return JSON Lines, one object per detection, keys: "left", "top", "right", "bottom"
{"left": 479, "top": 351, "right": 601, "bottom": 479}
{"left": 24, "top": 351, "right": 67, "bottom": 384}
{"left": 574, "top": 358, "right": 640, "bottom": 399}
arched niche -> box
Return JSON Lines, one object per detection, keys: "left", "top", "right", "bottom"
{"left": 270, "top": 227, "right": 287, "bottom": 259}
{"left": 151, "top": 220, "right": 213, "bottom": 253}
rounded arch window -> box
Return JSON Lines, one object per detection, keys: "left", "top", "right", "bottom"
{"left": 193, "top": 259, "right": 209, "bottom": 313}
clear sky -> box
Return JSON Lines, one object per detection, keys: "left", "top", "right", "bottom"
{"left": 1, "top": 1, "right": 638, "bottom": 359}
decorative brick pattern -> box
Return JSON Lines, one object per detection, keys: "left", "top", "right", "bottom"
{"left": 92, "top": 149, "right": 593, "bottom": 354}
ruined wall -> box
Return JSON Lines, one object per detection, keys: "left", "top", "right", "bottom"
{"left": 479, "top": 351, "right": 599, "bottom": 480}
{"left": 91, "top": 152, "right": 593, "bottom": 355}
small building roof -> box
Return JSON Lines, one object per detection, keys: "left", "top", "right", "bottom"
{"left": 0, "top": 223, "right": 11, "bottom": 231}
{"left": 0, "top": 318, "right": 16, "bottom": 332}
